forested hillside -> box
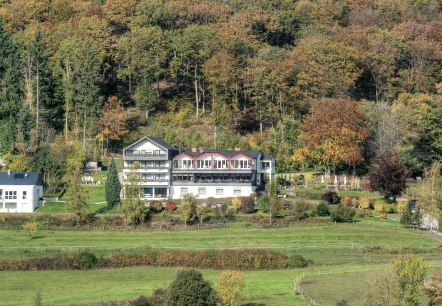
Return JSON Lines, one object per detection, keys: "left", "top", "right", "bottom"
{"left": 0, "top": 0, "right": 441, "bottom": 192}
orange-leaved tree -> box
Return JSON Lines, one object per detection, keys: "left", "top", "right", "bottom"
{"left": 292, "top": 98, "right": 369, "bottom": 173}
{"left": 100, "top": 96, "right": 128, "bottom": 152}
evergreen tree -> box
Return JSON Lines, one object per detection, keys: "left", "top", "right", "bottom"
{"left": 400, "top": 202, "right": 412, "bottom": 227}
{"left": 105, "top": 158, "right": 121, "bottom": 208}
{"left": 0, "top": 118, "right": 16, "bottom": 154}
{"left": 0, "top": 16, "right": 22, "bottom": 119}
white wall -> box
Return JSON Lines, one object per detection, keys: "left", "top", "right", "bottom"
{"left": 170, "top": 185, "right": 255, "bottom": 199}
{"left": 126, "top": 139, "right": 164, "bottom": 154}
{"left": 0, "top": 185, "right": 42, "bottom": 213}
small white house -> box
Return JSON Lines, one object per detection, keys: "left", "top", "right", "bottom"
{"left": 0, "top": 171, "right": 44, "bottom": 213}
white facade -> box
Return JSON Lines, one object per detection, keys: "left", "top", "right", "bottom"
{"left": 0, "top": 173, "right": 44, "bottom": 213}
{"left": 171, "top": 185, "right": 255, "bottom": 199}
{"left": 123, "top": 137, "right": 276, "bottom": 201}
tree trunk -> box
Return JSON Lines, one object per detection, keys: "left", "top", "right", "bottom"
{"left": 36, "top": 65, "right": 40, "bottom": 139}
{"left": 194, "top": 64, "right": 199, "bottom": 118}
{"left": 83, "top": 109, "right": 87, "bottom": 149}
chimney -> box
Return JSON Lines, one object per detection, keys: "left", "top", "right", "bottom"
{"left": 234, "top": 148, "right": 241, "bottom": 151}
{"left": 191, "top": 148, "right": 197, "bottom": 153}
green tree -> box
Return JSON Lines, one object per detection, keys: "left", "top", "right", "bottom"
{"left": 105, "top": 158, "right": 121, "bottom": 209}
{"left": 290, "top": 198, "right": 312, "bottom": 221}
{"left": 330, "top": 204, "right": 355, "bottom": 223}
{"left": 257, "top": 195, "right": 270, "bottom": 213}
{"left": 179, "top": 193, "right": 197, "bottom": 229}
{"left": 400, "top": 202, "right": 413, "bottom": 227}
{"left": 171, "top": 24, "right": 218, "bottom": 117}
{"left": 166, "top": 268, "right": 217, "bottom": 306}
{"left": 0, "top": 16, "right": 22, "bottom": 119}
{"left": 316, "top": 202, "right": 330, "bottom": 216}
{"left": 121, "top": 162, "right": 148, "bottom": 225}
{"left": 134, "top": 78, "right": 157, "bottom": 119}
{"left": 196, "top": 205, "right": 209, "bottom": 226}
{"left": 0, "top": 118, "right": 16, "bottom": 154}
{"left": 64, "top": 142, "right": 89, "bottom": 226}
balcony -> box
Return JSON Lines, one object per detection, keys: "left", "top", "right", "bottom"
{"left": 123, "top": 166, "right": 169, "bottom": 170}
{"left": 137, "top": 178, "right": 169, "bottom": 183}
{"left": 124, "top": 151, "right": 168, "bottom": 161}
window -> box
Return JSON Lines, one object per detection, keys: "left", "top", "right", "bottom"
{"left": 216, "top": 188, "right": 223, "bottom": 195}
{"left": 234, "top": 189, "right": 241, "bottom": 196}
{"left": 5, "top": 203, "right": 16, "bottom": 210}
{"left": 198, "top": 188, "right": 206, "bottom": 195}
{"left": 22, "top": 191, "right": 27, "bottom": 200}
{"left": 181, "top": 188, "right": 189, "bottom": 196}
{"left": 5, "top": 191, "right": 17, "bottom": 200}
{"left": 0, "top": 189, "right": 2, "bottom": 198}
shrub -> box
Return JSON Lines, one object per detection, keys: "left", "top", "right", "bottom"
{"left": 374, "top": 200, "right": 387, "bottom": 218}
{"left": 294, "top": 190, "right": 323, "bottom": 200}
{"left": 322, "top": 191, "right": 341, "bottom": 204}
{"left": 257, "top": 195, "right": 270, "bottom": 212}
{"left": 149, "top": 288, "right": 166, "bottom": 306}
{"left": 22, "top": 221, "right": 38, "bottom": 240}
{"left": 71, "top": 250, "right": 98, "bottom": 269}
{"left": 165, "top": 201, "right": 177, "bottom": 212}
{"left": 385, "top": 204, "right": 397, "bottom": 213}
{"left": 225, "top": 208, "right": 235, "bottom": 220}
{"left": 129, "top": 295, "right": 150, "bottom": 306}
{"left": 166, "top": 269, "right": 217, "bottom": 306}
{"left": 397, "top": 201, "right": 408, "bottom": 214}
{"left": 290, "top": 198, "right": 312, "bottom": 221}
{"left": 231, "top": 197, "right": 242, "bottom": 213}
{"left": 150, "top": 201, "right": 164, "bottom": 213}
{"left": 286, "top": 254, "right": 308, "bottom": 268}
{"left": 342, "top": 197, "right": 353, "bottom": 207}
{"left": 316, "top": 202, "right": 330, "bottom": 216}
{"left": 240, "top": 197, "right": 255, "bottom": 213}
{"left": 359, "top": 197, "right": 372, "bottom": 210}
{"left": 330, "top": 204, "right": 355, "bottom": 223}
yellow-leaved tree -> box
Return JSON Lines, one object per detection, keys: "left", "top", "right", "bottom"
{"left": 216, "top": 270, "right": 245, "bottom": 306}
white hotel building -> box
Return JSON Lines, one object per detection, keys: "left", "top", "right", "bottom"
{"left": 123, "top": 137, "right": 275, "bottom": 200}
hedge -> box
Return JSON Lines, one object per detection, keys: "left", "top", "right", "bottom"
{"left": 0, "top": 249, "right": 310, "bottom": 271}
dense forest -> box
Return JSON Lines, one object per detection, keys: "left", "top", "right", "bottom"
{"left": 0, "top": 0, "right": 441, "bottom": 193}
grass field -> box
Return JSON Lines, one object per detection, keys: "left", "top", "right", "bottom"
{"left": 0, "top": 267, "right": 308, "bottom": 306}
{"left": 1, "top": 219, "right": 440, "bottom": 264}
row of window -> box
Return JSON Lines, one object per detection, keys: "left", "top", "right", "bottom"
{"left": 180, "top": 188, "right": 241, "bottom": 196}
{"left": 128, "top": 149, "right": 166, "bottom": 156}
{"left": 127, "top": 161, "right": 167, "bottom": 168}
{"left": 0, "top": 190, "right": 27, "bottom": 200}
{"left": 173, "top": 160, "right": 252, "bottom": 169}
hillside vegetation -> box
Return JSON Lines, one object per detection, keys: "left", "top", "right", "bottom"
{"left": 0, "top": 1, "right": 440, "bottom": 192}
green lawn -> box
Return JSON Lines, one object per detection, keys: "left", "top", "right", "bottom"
{"left": 300, "top": 261, "right": 442, "bottom": 305}
{"left": 0, "top": 267, "right": 308, "bottom": 306}
{"left": 1, "top": 220, "right": 440, "bottom": 264}
{"left": 37, "top": 185, "right": 108, "bottom": 214}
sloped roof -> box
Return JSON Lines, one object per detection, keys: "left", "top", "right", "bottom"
{"left": 183, "top": 150, "right": 261, "bottom": 159}
{"left": 0, "top": 172, "right": 43, "bottom": 186}
{"left": 124, "top": 136, "right": 177, "bottom": 151}
{"left": 263, "top": 155, "right": 274, "bottom": 160}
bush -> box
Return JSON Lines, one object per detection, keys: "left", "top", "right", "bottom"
{"left": 290, "top": 198, "right": 312, "bottom": 221}
{"left": 294, "top": 190, "right": 323, "bottom": 200}
{"left": 359, "top": 197, "right": 372, "bottom": 210}
{"left": 257, "top": 195, "right": 270, "bottom": 213}
{"left": 225, "top": 208, "right": 235, "bottom": 220}
{"left": 71, "top": 250, "right": 98, "bottom": 269}
{"left": 150, "top": 201, "right": 164, "bottom": 213}
{"left": 240, "top": 197, "right": 255, "bottom": 213}
{"left": 316, "top": 202, "right": 330, "bottom": 216}
{"left": 129, "top": 295, "right": 150, "bottom": 306}
{"left": 166, "top": 269, "right": 217, "bottom": 306}
{"left": 322, "top": 191, "right": 341, "bottom": 204}
{"left": 342, "top": 197, "right": 353, "bottom": 207}
{"left": 385, "top": 203, "right": 397, "bottom": 213}
{"left": 330, "top": 204, "right": 355, "bottom": 223}
{"left": 149, "top": 288, "right": 166, "bottom": 306}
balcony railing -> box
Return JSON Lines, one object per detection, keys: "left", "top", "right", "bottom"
{"left": 173, "top": 167, "right": 252, "bottom": 170}
{"left": 125, "top": 152, "right": 167, "bottom": 157}
{"left": 173, "top": 179, "right": 253, "bottom": 184}
{"left": 138, "top": 178, "right": 169, "bottom": 183}
{"left": 124, "top": 166, "right": 169, "bottom": 170}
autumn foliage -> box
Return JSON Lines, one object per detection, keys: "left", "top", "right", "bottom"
{"left": 293, "top": 99, "right": 369, "bottom": 170}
